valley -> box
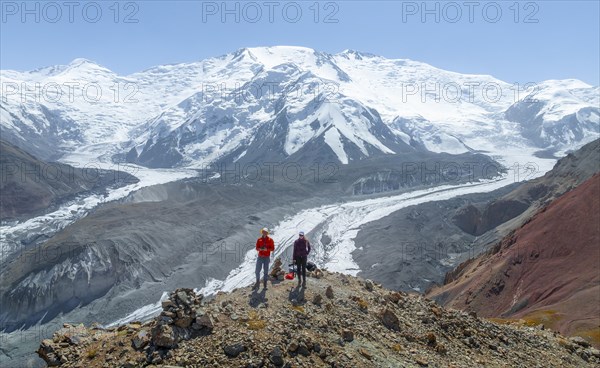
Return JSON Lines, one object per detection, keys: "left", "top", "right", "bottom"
{"left": 0, "top": 46, "right": 598, "bottom": 367}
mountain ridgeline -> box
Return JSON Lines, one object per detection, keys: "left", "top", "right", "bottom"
{"left": 1, "top": 47, "right": 598, "bottom": 168}
{"left": 37, "top": 271, "right": 600, "bottom": 368}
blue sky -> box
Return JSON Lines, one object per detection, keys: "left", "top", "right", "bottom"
{"left": 1, "top": 1, "right": 599, "bottom": 85}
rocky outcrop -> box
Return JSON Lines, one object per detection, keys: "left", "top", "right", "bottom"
{"left": 37, "top": 288, "right": 214, "bottom": 366}
{"left": 38, "top": 271, "right": 599, "bottom": 367}
{"left": 453, "top": 199, "right": 530, "bottom": 236}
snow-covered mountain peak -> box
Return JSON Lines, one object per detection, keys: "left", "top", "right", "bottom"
{"left": 535, "top": 79, "right": 593, "bottom": 90}
{"left": 245, "top": 45, "right": 319, "bottom": 61}
{"left": 337, "top": 49, "right": 381, "bottom": 62}
{"left": 27, "top": 64, "right": 69, "bottom": 78}
{"left": 239, "top": 47, "right": 331, "bottom": 72}
{"left": 503, "top": 78, "right": 599, "bottom": 150}
{"left": 1, "top": 46, "right": 598, "bottom": 167}
{"left": 516, "top": 78, "right": 597, "bottom": 115}
{"left": 68, "top": 57, "right": 99, "bottom": 67}
{"left": 29, "top": 58, "right": 112, "bottom": 80}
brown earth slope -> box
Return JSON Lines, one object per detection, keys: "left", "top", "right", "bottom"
{"left": 428, "top": 173, "right": 600, "bottom": 346}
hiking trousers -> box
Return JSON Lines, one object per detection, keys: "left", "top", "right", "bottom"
{"left": 255, "top": 256, "right": 270, "bottom": 286}
{"left": 295, "top": 256, "right": 307, "bottom": 283}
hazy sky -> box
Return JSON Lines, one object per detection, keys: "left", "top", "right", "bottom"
{"left": 1, "top": 1, "right": 599, "bottom": 85}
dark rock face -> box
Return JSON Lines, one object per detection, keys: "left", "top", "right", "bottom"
{"left": 452, "top": 204, "right": 481, "bottom": 235}
{"left": 133, "top": 135, "right": 185, "bottom": 168}
{"left": 479, "top": 199, "right": 530, "bottom": 232}
{"left": 0, "top": 139, "right": 138, "bottom": 221}
{"left": 452, "top": 199, "right": 530, "bottom": 236}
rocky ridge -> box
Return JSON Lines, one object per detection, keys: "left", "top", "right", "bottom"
{"left": 37, "top": 267, "right": 599, "bottom": 367}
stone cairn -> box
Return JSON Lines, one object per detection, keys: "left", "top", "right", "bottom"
{"left": 270, "top": 257, "right": 286, "bottom": 281}
{"left": 147, "top": 288, "right": 213, "bottom": 363}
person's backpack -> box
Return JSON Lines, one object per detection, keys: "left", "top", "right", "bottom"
{"left": 306, "top": 261, "right": 317, "bottom": 272}
{"left": 285, "top": 263, "right": 297, "bottom": 280}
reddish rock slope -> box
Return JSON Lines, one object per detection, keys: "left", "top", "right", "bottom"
{"left": 428, "top": 173, "right": 600, "bottom": 346}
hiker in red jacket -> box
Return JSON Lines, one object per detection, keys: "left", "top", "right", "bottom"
{"left": 254, "top": 227, "right": 275, "bottom": 290}
{"left": 293, "top": 231, "right": 311, "bottom": 288}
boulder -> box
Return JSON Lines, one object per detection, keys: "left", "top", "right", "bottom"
{"left": 223, "top": 343, "right": 246, "bottom": 358}
{"left": 195, "top": 314, "right": 214, "bottom": 331}
{"left": 174, "top": 316, "right": 193, "bottom": 328}
{"left": 176, "top": 291, "right": 191, "bottom": 306}
{"left": 132, "top": 329, "right": 150, "bottom": 350}
{"left": 313, "top": 294, "right": 323, "bottom": 306}
{"left": 152, "top": 324, "right": 177, "bottom": 348}
{"left": 342, "top": 329, "right": 354, "bottom": 342}
{"left": 325, "top": 286, "right": 334, "bottom": 299}
{"left": 161, "top": 299, "right": 175, "bottom": 309}
{"left": 270, "top": 347, "right": 285, "bottom": 366}
{"left": 380, "top": 308, "right": 401, "bottom": 331}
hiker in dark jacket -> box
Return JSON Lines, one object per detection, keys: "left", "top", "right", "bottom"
{"left": 293, "top": 231, "right": 311, "bottom": 287}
